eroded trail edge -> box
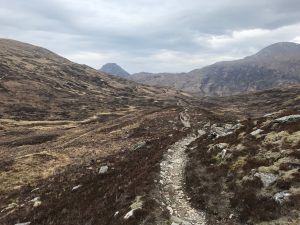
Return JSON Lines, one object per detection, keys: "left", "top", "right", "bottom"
{"left": 159, "top": 133, "right": 206, "bottom": 225}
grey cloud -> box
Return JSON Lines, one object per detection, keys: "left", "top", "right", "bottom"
{"left": 0, "top": 0, "right": 300, "bottom": 73}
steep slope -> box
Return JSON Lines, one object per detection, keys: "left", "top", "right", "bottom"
{"left": 130, "top": 42, "right": 300, "bottom": 96}
{"left": 100, "top": 63, "right": 130, "bottom": 78}
{"left": 0, "top": 39, "right": 186, "bottom": 120}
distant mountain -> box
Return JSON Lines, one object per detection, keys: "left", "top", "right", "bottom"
{"left": 99, "top": 63, "right": 130, "bottom": 77}
{"left": 130, "top": 42, "right": 300, "bottom": 96}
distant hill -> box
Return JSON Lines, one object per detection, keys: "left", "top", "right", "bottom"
{"left": 99, "top": 63, "right": 130, "bottom": 78}
{"left": 130, "top": 42, "right": 300, "bottom": 96}
{"left": 0, "top": 39, "right": 185, "bottom": 120}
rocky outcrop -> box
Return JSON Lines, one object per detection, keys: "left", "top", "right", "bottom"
{"left": 186, "top": 110, "right": 300, "bottom": 225}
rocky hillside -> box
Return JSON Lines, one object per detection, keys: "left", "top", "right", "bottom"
{"left": 0, "top": 39, "right": 188, "bottom": 121}
{"left": 187, "top": 105, "right": 300, "bottom": 225}
{"left": 130, "top": 42, "right": 300, "bottom": 96}
{"left": 0, "top": 39, "right": 299, "bottom": 225}
{"left": 100, "top": 63, "right": 130, "bottom": 78}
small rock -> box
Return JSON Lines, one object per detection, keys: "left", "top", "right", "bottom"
{"left": 275, "top": 115, "right": 300, "bottom": 123}
{"left": 33, "top": 201, "right": 42, "bottom": 207}
{"left": 221, "top": 149, "right": 227, "bottom": 159}
{"left": 124, "top": 209, "right": 135, "bottom": 219}
{"left": 30, "top": 197, "right": 42, "bottom": 207}
{"left": 133, "top": 141, "right": 146, "bottom": 151}
{"left": 263, "top": 112, "right": 278, "bottom": 117}
{"left": 274, "top": 191, "right": 291, "bottom": 204}
{"left": 235, "top": 144, "right": 246, "bottom": 151}
{"left": 72, "top": 184, "right": 82, "bottom": 191}
{"left": 30, "top": 197, "right": 40, "bottom": 202}
{"left": 31, "top": 188, "right": 39, "bottom": 192}
{"left": 250, "top": 129, "right": 263, "bottom": 136}
{"left": 99, "top": 165, "right": 108, "bottom": 174}
{"left": 216, "top": 143, "right": 228, "bottom": 149}
{"left": 210, "top": 123, "right": 241, "bottom": 138}
{"left": 254, "top": 172, "right": 278, "bottom": 187}
{"left": 179, "top": 112, "right": 191, "bottom": 128}
{"left": 167, "top": 206, "right": 174, "bottom": 215}
{"left": 197, "top": 129, "right": 206, "bottom": 136}
{"left": 15, "top": 223, "right": 31, "bottom": 225}
{"left": 204, "top": 121, "right": 211, "bottom": 128}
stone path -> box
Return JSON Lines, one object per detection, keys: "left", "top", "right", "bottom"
{"left": 159, "top": 133, "right": 206, "bottom": 225}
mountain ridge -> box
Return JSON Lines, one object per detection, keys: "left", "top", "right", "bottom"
{"left": 130, "top": 42, "right": 300, "bottom": 96}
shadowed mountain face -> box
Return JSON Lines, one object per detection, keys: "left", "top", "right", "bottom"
{"left": 0, "top": 39, "right": 187, "bottom": 120}
{"left": 130, "top": 42, "right": 300, "bottom": 96}
{"left": 99, "top": 63, "right": 130, "bottom": 78}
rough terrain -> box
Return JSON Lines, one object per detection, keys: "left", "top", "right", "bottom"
{"left": 0, "top": 39, "right": 188, "bottom": 120}
{"left": 186, "top": 104, "right": 300, "bottom": 225}
{"left": 0, "top": 39, "right": 299, "bottom": 225}
{"left": 160, "top": 133, "right": 206, "bottom": 225}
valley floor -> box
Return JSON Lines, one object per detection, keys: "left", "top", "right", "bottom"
{"left": 0, "top": 86, "right": 299, "bottom": 225}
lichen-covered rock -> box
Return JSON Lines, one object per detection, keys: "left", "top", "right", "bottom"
{"left": 99, "top": 165, "right": 109, "bottom": 174}
{"left": 254, "top": 172, "right": 278, "bottom": 187}
{"left": 132, "top": 141, "right": 146, "bottom": 151}
{"left": 274, "top": 191, "right": 291, "bottom": 204}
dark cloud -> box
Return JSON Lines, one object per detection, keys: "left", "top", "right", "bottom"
{"left": 0, "top": 0, "right": 300, "bottom": 72}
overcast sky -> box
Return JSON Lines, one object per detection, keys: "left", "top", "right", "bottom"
{"left": 1, "top": 0, "right": 300, "bottom": 73}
